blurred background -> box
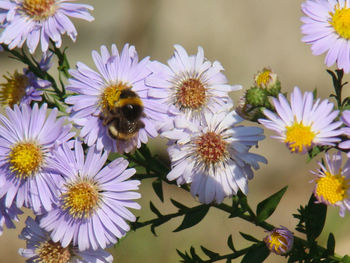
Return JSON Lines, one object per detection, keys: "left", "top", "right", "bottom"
{"left": 0, "top": 0, "right": 350, "bottom": 262}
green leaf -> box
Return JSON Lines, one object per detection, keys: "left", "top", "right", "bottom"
{"left": 239, "top": 232, "right": 260, "bottom": 243}
{"left": 227, "top": 235, "right": 236, "bottom": 252}
{"left": 149, "top": 201, "right": 162, "bottom": 217}
{"left": 171, "top": 199, "right": 189, "bottom": 210}
{"left": 327, "top": 232, "right": 335, "bottom": 256}
{"left": 256, "top": 186, "right": 287, "bottom": 223}
{"left": 241, "top": 243, "right": 270, "bottom": 263}
{"left": 342, "top": 255, "right": 350, "bottom": 263}
{"left": 305, "top": 194, "right": 327, "bottom": 241}
{"left": 173, "top": 205, "right": 209, "bottom": 232}
{"left": 200, "top": 246, "right": 219, "bottom": 259}
{"left": 152, "top": 179, "right": 164, "bottom": 202}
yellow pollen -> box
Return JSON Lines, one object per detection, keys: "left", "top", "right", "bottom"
{"left": 285, "top": 122, "right": 316, "bottom": 153}
{"left": 9, "top": 142, "right": 43, "bottom": 179}
{"left": 100, "top": 83, "right": 131, "bottom": 112}
{"left": 35, "top": 240, "right": 72, "bottom": 263}
{"left": 62, "top": 180, "right": 99, "bottom": 219}
{"left": 196, "top": 132, "right": 227, "bottom": 164}
{"left": 315, "top": 172, "right": 349, "bottom": 204}
{"left": 330, "top": 4, "right": 350, "bottom": 39}
{"left": 22, "top": 0, "right": 57, "bottom": 20}
{"left": 176, "top": 78, "right": 206, "bottom": 110}
{"left": 265, "top": 232, "right": 288, "bottom": 254}
{"left": 256, "top": 69, "right": 272, "bottom": 87}
{"left": 0, "top": 71, "right": 29, "bottom": 108}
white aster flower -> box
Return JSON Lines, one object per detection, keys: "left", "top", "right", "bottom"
{"left": 163, "top": 110, "right": 267, "bottom": 204}
{"left": 259, "top": 87, "right": 342, "bottom": 153}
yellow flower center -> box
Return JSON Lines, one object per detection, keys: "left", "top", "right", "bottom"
{"left": 176, "top": 78, "right": 206, "bottom": 110}
{"left": 9, "top": 142, "right": 43, "bottom": 179}
{"left": 256, "top": 69, "right": 272, "bottom": 87}
{"left": 285, "top": 122, "right": 316, "bottom": 153}
{"left": 265, "top": 232, "right": 288, "bottom": 254}
{"left": 100, "top": 83, "right": 131, "bottom": 112}
{"left": 196, "top": 132, "right": 227, "bottom": 164}
{"left": 0, "top": 71, "right": 29, "bottom": 108}
{"left": 315, "top": 172, "right": 349, "bottom": 204}
{"left": 22, "top": 0, "right": 57, "bottom": 21}
{"left": 61, "top": 180, "right": 99, "bottom": 219}
{"left": 330, "top": 4, "right": 350, "bottom": 39}
{"left": 36, "top": 240, "right": 72, "bottom": 263}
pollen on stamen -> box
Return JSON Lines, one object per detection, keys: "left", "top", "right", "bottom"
{"left": 100, "top": 82, "right": 131, "bottom": 112}
{"left": 8, "top": 142, "right": 43, "bottom": 179}
{"left": 255, "top": 69, "right": 272, "bottom": 87}
{"left": 285, "top": 122, "right": 316, "bottom": 153}
{"left": 22, "top": 0, "right": 57, "bottom": 21}
{"left": 315, "top": 172, "right": 350, "bottom": 205}
{"left": 176, "top": 78, "right": 206, "bottom": 110}
{"left": 35, "top": 240, "right": 72, "bottom": 263}
{"left": 0, "top": 71, "right": 29, "bottom": 107}
{"left": 195, "top": 132, "right": 227, "bottom": 165}
{"left": 330, "top": 5, "right": 350, "bottom": 40}
{"left": 61, "top": 180, "right": 100, "bottom": 219}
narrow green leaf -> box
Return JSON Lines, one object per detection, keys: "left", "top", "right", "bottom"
{"left": 200, "top": 246, "right": 219, "bottom": 259}
{"left": 173, "top": 205, "right": 209, "bottom": 232}
{"left": 256, "top": 186, "right": 287, "bottom": 223}
{"left": 305, "top": 194, "right": 327, "bottom": 241}
{"left": 226, "top": 259, "right": 232, "bottom": 263}
{"left": 149, "top": 201, "right": 162, "bottom": 217}
{"left": 239, "top": 232, "right": 260, "bottom": 243}
{"left": 241, "top": 243, "right": 270, "bottom": 263}
{"left": 227, "top": 235, "right": 236, "bottom": 252}
{"left": 152, "top": 179, "right": 164, "bottom": 202}
{"left": 171, "top": 199, "right": 189, "bottom": 210}
{"left": 327, "top": 232, "right": 335, "bottom": 255}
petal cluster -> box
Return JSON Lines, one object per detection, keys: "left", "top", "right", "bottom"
{"left": 40, "top": 140, "right": 141, "bottom": 251}
{"left": 0, "top": 0, "right": 94, "bottom": 53}
{"left": 163, "top": 111, "right": 267, "bottom": 204}
{"left": 259, "top": 87, "right": 342, "bottom": 153}
{"left": 66, "top": 44, "right": 168, "bottom": 153}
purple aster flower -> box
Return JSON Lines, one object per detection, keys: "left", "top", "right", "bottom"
{"left": 0, "top": 0, "right": 94, "bottom": 53}
{"left": 19, "top": 217, "right": 113, "bottom": 263}
{"left": 0, "top": 67, "right": 51, "bottom": 107}
{"left": 259, "top": 87, "right": 342, "bottom": 153}
{"left": 301, "top": 0, "right": 350, "bottom": 73}
{"left": 0, "top": 103, "right": 74, "bottom": 213}
{"left": 264, "top": 226, "right": 294, "bottom": 255}
{"left": 311, "top": 151, "right": 350, "bottom": 217}
{"left": 66, "top": 44, "right": 169, "bottom": 153}
{"left": 146, "top": 44, "right": 241, "bottom": 129}
{"left": 338, "top": 110, "right": 350, "bottom": 156}
{"left": 0, "top": 196, "right": 22, "bottom": 236}
{"left": 40, "top": 140, "right": 141, "bottom": 251}
{"left": 162, "top": 110, "right": 267, "bottom": 204}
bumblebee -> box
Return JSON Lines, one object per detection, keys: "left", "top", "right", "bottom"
{"left": 101, "top": 89, "right": 145, "bottom": 141}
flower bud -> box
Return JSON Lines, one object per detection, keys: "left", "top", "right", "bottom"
{"left": 254, "top": 67, "right": 281, "bottom": 96}
{"left": 264, "top": 226, "right": 294, "bottom": 255}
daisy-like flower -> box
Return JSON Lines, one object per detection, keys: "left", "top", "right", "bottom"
{"left": 338, "top": 110, "right": 350, "bottom": 156}
{"left": 66, "top": 44, "right": 168, "bottom": 153}
{"left": 146, "top": 44, "right": 241, "bottom": 125}
{"left": 259, "top": 87, "right": 342, "bottom": 153}
{"left": 311, "top": 151, "right": 350, "bottom": 217}
{"left": 0, "top": 0, "right": 94, "bottom": 53}
{"left": 264, "top": 226, "right": 294, "bottom": 255}
{"left": 0, "top": 68, "right": 51, "bottom": 107}
{"left": 40, "top": 140, "right": 141, "bottom": 251}
{"left": 0, "top": 196, "right": 22, "bottom": 236}
{"left": 0, "top": 103, "right": 74, "bottom": 213}
{"left": 301, "top": 0, "right": 350, "bottom": 73}
{"left": 19, "top": 217, "right": 113, "bottom": 263}
{"left": 162, "top": 110, "right": 267, "bottom": 204}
